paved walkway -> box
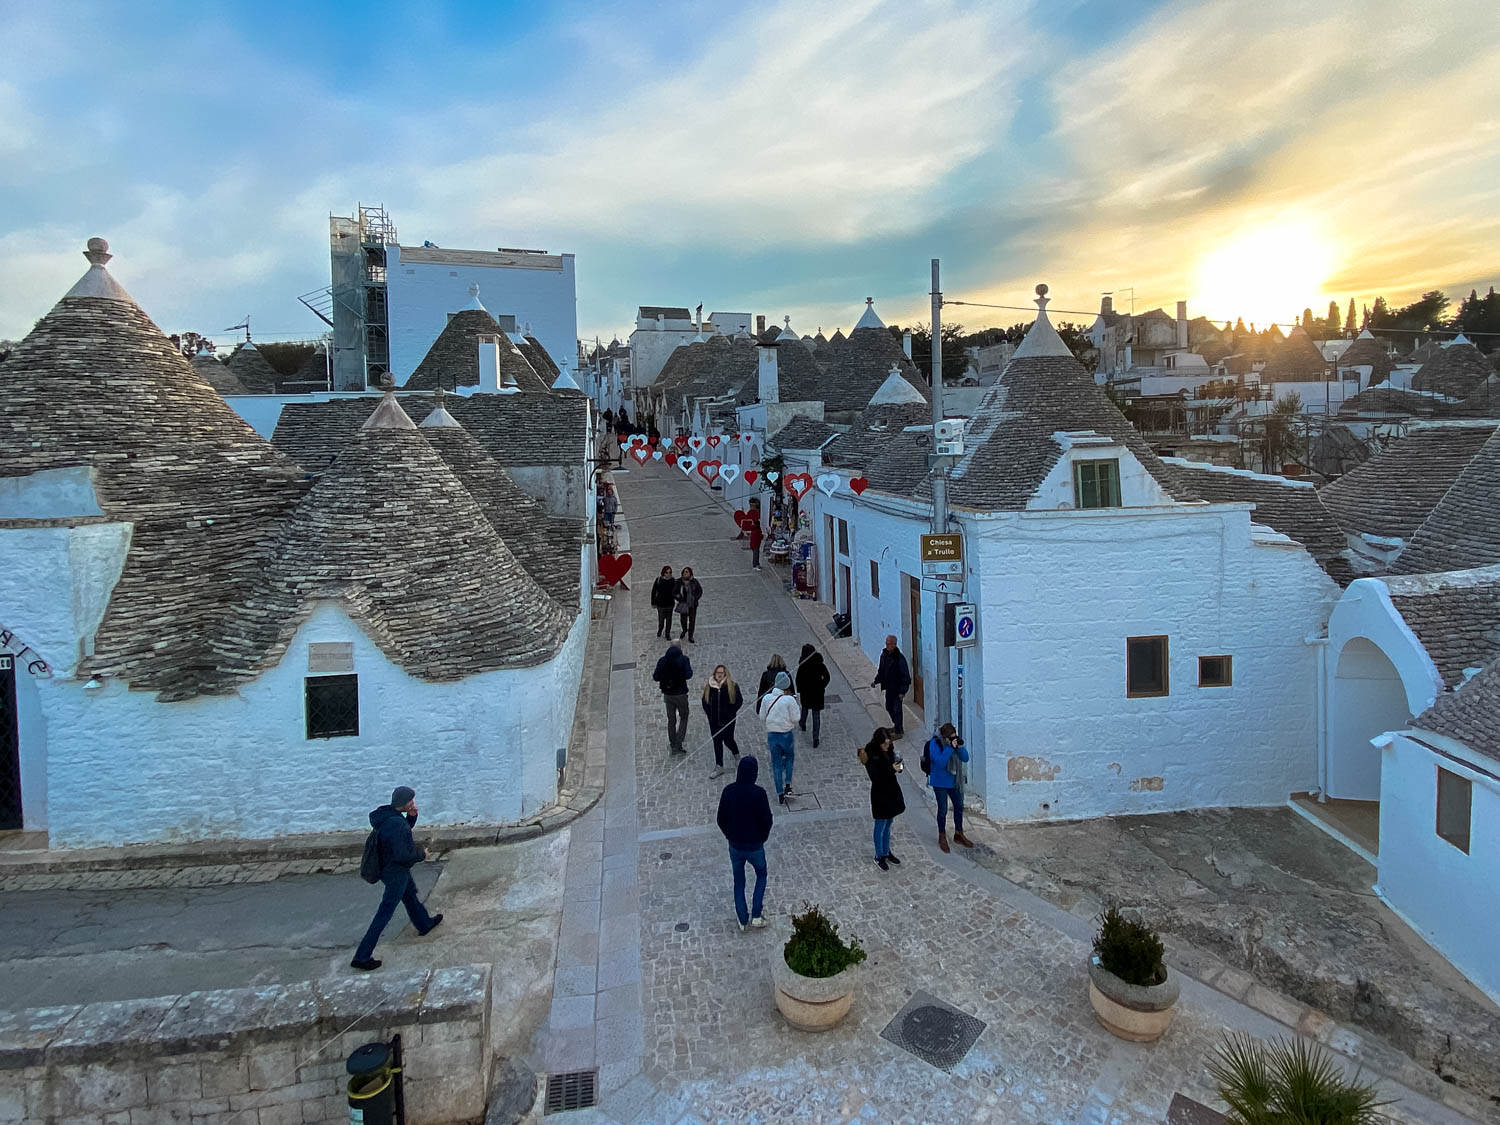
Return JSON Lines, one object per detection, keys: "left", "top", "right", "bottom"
{"left": 534, "top": 463, "right": 1486, "bottom": 1125}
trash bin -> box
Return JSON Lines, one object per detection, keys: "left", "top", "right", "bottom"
{"left": 346, "top": 1040, "right": 398, "bottom": 1125}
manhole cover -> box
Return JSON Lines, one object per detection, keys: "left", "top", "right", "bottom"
{"left": 781, "top": 791, "right": 821, "bottom": 812}
{"left": 659, "top": 852, "right": 672, "bottom": 860}
{"left": 544, "top": 1068, "right": 598, "bottom": 1113}
{"left": 674, "top": 922, "right": 690, "bottom": 932}
{"left": 880, "top": 990, "right": 986, "bottom": 1071}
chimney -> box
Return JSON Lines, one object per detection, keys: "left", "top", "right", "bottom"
{"left": 902, "top": 330, "right": 912, "bottom": 360}
{"left": 1176, "top": 301, "right": 1188, "bottom": 349}
{"left": 1101, "top": 294, "right": 1113, "bottom": 316}
{"left": 756, "top": 314, "right": 766, "bottom": 337}
{"left": 656, "top": 313, "right": 664, "bottom": 332}
{"left": 757, "top": 343, "right": 780, "bottom": 404}
{"left": 695, "top": 307, "right": 702, "bottom": 334}
{"left": 477, "top": 334, "right": 502, "bottom": 391}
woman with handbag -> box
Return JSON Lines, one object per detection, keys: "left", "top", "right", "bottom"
{"left": 859, "top": 728, "right": 906, "bottom": 870}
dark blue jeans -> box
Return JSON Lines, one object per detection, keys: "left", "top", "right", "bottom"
{"left": 729, "top": 845, "right": 767, "bottom": 926}
{"left": 873, "top": 817, "right": 893, "bottom": 858}
{"left": 883, "top": 690, "right": 905, "bottom": 732}
{"left": 935, "top": 785, "right": 964, "bottom": 834}
{"left": 354, "top": 866, "right": 433, "bottom": 962}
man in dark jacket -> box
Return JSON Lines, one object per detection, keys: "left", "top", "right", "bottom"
{"left": 650, "top": 566, "right": 678, "bottom": 639}
{"left": 352, "top": 786, "right": 443, "bottom": 970}
{"left": 872, "top": 634, "right": 912, "bottom": 737}
{"left": 716, "top": 756, "right": 773, "bottom": 930}
{"left": 653, "top": 643, "right": 693, "bottom": 754}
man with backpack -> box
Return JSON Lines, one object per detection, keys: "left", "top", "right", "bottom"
{"left": 352, "top": 786, "right": 443, "bottom": 971}
{"left": 923, "top": 724, "right": 973, "bottom": 854}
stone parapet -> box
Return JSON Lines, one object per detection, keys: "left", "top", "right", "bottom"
{"left": 0, "top": 965, "right": 491, "bottom": 1124}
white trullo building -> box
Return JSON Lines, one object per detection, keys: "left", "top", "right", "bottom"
{"left": 0, "top": 239, "right": 587, "bottom": 848}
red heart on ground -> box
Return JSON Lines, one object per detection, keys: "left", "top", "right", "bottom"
{"left": 743, "top": 470, "right": 758, "bottom": 485}
{"left": 698, "top": 460, "right": 721, "bottom": 482}
{"left": 733, "top": 509, "right": 747, "bottom": 527}
{"left": 598, "top": 553, "right": 632, "bottom": 586}
{"left": 707, "top": 435, "right": 721, "bottom": 447}
{"left": 665, "top": 452, "right": 678, "bottom": 466}
{"left": 784, "top": 472, "right": 814, "bottom": 498}
{"left": 631, "top": 447, "right": 649, "bottom": 465}
{"left": 849, "top": 477, "right": 869, "bottom": 495}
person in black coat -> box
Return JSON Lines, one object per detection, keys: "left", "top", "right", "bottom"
{"left": 651, "top": 566, "right": 678, "bottom": 640}
{"left": 858, "top": 729, "right": 906, "bottom": 870}
{"left": 352, "top": 786, "right": 443, "bottom": 970}
{"left": 756, "top": 654, "right": 788, "bottom": 710}
{"left": 872, "top": 634, "right": 912, "bottom": 737}
{"left": 653, "top": 643, "right": 693, "bottom": 754}
{"left": 716, "top": 755, "right": 773, "bottom": 930}
{"left": 794, "top": 642, "right": 831, "bottom": 747}
{"left": 702, "top": 664, "right": 743, "bottom": 779}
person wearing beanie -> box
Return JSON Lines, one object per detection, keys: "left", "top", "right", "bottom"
{"left": 756, "top": 669, "right": 801, "bottom": 803}
{"left": 352, "top": 785, "right": 443, "bottom": 971}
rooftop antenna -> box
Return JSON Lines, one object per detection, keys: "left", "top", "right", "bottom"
{"left": 223, "top": 316, "right": 251, "bottom": 343}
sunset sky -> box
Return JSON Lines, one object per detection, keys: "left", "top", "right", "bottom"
{"left": 1, "top": 0, "right": 1497, "bottom": 348}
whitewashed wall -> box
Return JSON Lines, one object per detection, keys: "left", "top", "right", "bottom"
{"left": 628, "top": 329, "right": 695, "bottom": 389}
{"left": 387, "top": 248, "right": 578, "bottom": 383}
{"left": 31, "top": 603, "right": 588, "bottom": 848}
{"left": 1377, "top": 733, "right": 1500, "bottom": 1004}
{"left": 971, "top": 504, "right": 1335, "bottom": 821}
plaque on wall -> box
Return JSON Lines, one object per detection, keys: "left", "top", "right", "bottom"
{"left": 307, "top": 642, "right": 355, "bottom": 675}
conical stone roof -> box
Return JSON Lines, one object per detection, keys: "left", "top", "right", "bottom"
{"left": 520, "top": 333, "right": 561, "bottom": 380}
{"left": 1336, "top": 332, "right": 1393, "bottom": 385}
{"left": 0, "top": 238, "right": 308, "bottom": 699}
{"left": 192, "top": 351, "right": 248, "bottom": 395}
{"left": 1260, "top": 325, "right": 1330, "bottom": 382}
{"left": 822, "top": 314, "right": 927, "bottom": 416}
{"left": 406, "top": 308, "right": 548, "bottom": 393}
{"left": 239, "top": 392, "right": 571, "bottom": 678}
{"left": 1412, "top": 340, "right": 1491, "bottom": 399}
{"left": 226, "top": 340, "right": 281, "bottom": 393}
{"left": 854, "top": 298, "right": 885, "bottom": 331}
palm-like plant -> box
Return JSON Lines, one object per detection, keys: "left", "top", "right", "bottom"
{"left": 1207, "top": 1033, "right": 1392, "bottom": 1124}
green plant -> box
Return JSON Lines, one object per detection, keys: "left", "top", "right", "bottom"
{"left": 1207, "top": 1032, "right": 1392, "bottom": 1124}
{"left": 1092, "top": 906, "right": 1165, "bottom": 987}
{"left": 783, "top": 903, "right": 867, "bottom": 979}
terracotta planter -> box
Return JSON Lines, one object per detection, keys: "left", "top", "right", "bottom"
{"left": 771, "top": 949, "right": 857, "bottom": 1031}
{"left": 1087, "top": 956, "right": 1180, "bottom": 1042}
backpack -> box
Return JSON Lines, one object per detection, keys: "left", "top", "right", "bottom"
{"left": 920, "top": 737, "right": 933, "bottom": 775}
{"left": 359, "top": 829, "right": 382, "bottom": 884}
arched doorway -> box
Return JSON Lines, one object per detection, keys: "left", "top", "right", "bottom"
{"left": 1329, "top": 638, "right": 1409, "bottom": 801}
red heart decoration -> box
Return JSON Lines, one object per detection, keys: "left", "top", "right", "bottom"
{"left": 665, "top": 452, "right": 678, "bottom": 466}
{"left": 697, "top": 460, "right": 721, "bottom": 482}
{"left": 849, "top": 477, "right": 869, "bottom": 495}
{"left": 733, "top": 508, "right": 747, "bottom": 527}
{"left": 707, "top": 435, "right": 721, "bottom": 447}
{"left": 648, "top": 438, "right": 659, "bottom": 448}
{"left": 689, "top": 436, "right": 706, "bottom": 450}
{"left": 730, "top": 433, "right": 740, "bottom": 441}
{"left": 784, "top": 472, "right": 814, "bottom": 498}
{"left": 674, "top": 435, "right": 689, "bottom": 450}
{"left": 743, "top": 470, "right": 758, "bottom": 485}
{"left": 598, "top": 552, "right": 633, "bottom": 586}
{"left": 631, "top": 446, "right": 649, "bottom": 465}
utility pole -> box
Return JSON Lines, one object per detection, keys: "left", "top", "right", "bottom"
{"left": 929, "top": 259, "right": 950, "bottom": 736}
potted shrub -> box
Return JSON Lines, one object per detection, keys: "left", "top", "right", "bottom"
{"left": 1087, "top": 906, "right": 1180, "bottom": 1042}
{"left": 771, "top": 903, "right": 867, "bottom": 1031}
{"left": 1207, "top": 1032, "right": 1392, "bottom": 1123}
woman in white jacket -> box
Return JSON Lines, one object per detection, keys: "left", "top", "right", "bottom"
{"left": 756, "top": 671, "right": 801, "bottom": 803}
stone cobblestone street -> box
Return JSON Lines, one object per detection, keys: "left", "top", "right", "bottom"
{"left": 534, "top": 462, "right": 1489, "bottom": 1125}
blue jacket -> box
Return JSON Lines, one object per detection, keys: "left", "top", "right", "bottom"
{"left": 653, "top": 646, "right": 693, "bottom": 695}
{"left": 369, "top": 804, "right": 425, "bottom": 878}
{"left": 716, "top": 755, "right": 773, "bottom": 851}
{"left": 925, "top": 737, "right": 969, "bottom": 790}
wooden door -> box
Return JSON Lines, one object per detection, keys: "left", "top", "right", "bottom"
{"left": 905, "top": 575, "right": 924, "bottom": 708}
{"left": 0, "top": 657, "right": 20, "bottom": 830}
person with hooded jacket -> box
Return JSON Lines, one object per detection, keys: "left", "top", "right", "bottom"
{"left": 859, "top": 728, "right": 906, "bottom": 870}
{"left": 794, "top": 642, "right": 830, "bottom": 747}
{"left": 653, "top": 643, "right": 694, "bottom": 753}
{"left": 352, "top": 785, "right": 443, "bottom": 970}
{"left": 715, "top": 755, "right": 773, "bottom": 930}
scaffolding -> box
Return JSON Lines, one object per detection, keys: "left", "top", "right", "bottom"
{"left": 328, "top": 203, "right": 397, "bottom": 391}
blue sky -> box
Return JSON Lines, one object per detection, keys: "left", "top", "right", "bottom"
{"left": 2, "top": 0, "right": 1497, "bottom": 348}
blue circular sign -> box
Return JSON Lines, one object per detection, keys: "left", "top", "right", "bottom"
{"left": 957, "top": 616, "right": 974, "bottom": 639}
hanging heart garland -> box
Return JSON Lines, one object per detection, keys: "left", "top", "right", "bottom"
{"left": 697, "top": 460, "right": 721, "bottom": 482}
{"left": 764, "top": 471, "right": 779, "bottom": 484}
{"left": 627, "top": 433, "right": 647, "bottom": 448}
{"left": 743, "top": 470, "right": 759, "bottom": 486}
{"left": 652, "top": 449, "right": 664, "bottom": 461}
{"left": 784, "top": 472, "right": 813, "bottom": 498}
{"left": 630, "top": 446, "right": 650, "bottom": 465}
{"left": 740, "top": 432, "right": 756, "bottom": 445}
{"left": 664, "top": 452, "right": 678, "bottom": 466}
{"left": 718, "top": 463, "right": 740, "bottom": 484}
{"left": 707, "top": 435, "right": 721, "bottom": 448}
{"left": 849, "top": 476, "right": 869, "bottom": 495}
{"left": 689, "top": 435, "right": 706, "bottom": 451}
{"left": 678, "top": 456, "right": 697, "bottom": 476}
{"left": 815, "top": 473, "right": 840, "bottom": 498}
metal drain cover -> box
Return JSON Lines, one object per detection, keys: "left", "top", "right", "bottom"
{"left": 544, "top": 1068, "right": 598, "bottom": 1113}
{"left": 880, "top": 990, "right": 986, "bottom": 1071}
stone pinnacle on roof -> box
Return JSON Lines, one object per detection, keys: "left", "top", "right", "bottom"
{"left": 1447, "top": 333, "right": 1472, "bottom": 348}
{"left": 552, "top": 369, "right": 581, "bottom": 391}
{"left": 362, "top": 377, "right": 417, "bottom": 431}
{"left": 464, "top": 284, "right": 486, "bottom": 311}
{"left": 1010, "top": 284, "right": 1073, "bottom": 360}
{"left": 64, "top": 236, "right": 136, "bottom": 302}
{"left": 778, "top": 314, "right": 798, "bottom": 341}
{"left": 420, "top": 386, "right": 463, "bottom": 429}
{"left": 869, "top": 362, "right": 928, "bottom": 406}
{"left": 854, "top": 297, "right": 884, "bottom": 331}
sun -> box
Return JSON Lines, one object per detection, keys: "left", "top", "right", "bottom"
{"left": 1193, "top": 219, "right": 1336, "bottom": 330}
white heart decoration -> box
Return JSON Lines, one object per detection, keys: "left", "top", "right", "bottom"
{"left": 679, "top": 456, "right": 697, "bottom": 474}
{"left": 652, "top": 450, "right": 664, "bottom": 461}
{"left": 718, "top": 463, "right": 740, "bottom": 484}
{"left": 628, "top": 433, "right": 647, "bottom": 447}
{"left": 689, "top": 436, "right": 706, "bottom": 450}
{"left": 816, "top": 473, "right": 840, "bottom": 498}
{"left": 765, "top": 471, "right": 780, "bottom": 484}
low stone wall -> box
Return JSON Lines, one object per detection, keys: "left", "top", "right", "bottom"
{"left": 0, "top": 965, "right": 491, "bottom": 1124}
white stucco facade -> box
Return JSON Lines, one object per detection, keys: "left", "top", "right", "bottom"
{"left": 386, "top": 245, "right": 578, "bottom": 383}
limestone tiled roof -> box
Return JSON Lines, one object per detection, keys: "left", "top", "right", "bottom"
{"left": 823, "top": 402, "right": 932, "bottom": 472}
{"left": 1459, "top": 375, "right": 1500, "bottom": 418}
{"left": 653, "top": 336, "right": 824, "bottom": 411}
{"left": 272, "top": 392, "right": 591, "bottom": 473}
{"left": 232, "top": 396, "right": 570, "bottom": 679}
{"left": 819, "top": 328, "right": 928, "bottom": 416}
{"left": 1337, "top": 387, "right": 1461, "bottom": 419}
{"left": 864, "top": 428, "right": 934, "bottom": 495}
{"left": 1319, "top": 423, "right": 1499, "bottom": 541}
{"left": 1391, "top": 428, "right": 1500, "bottom": 575}
{"left": 1381, "top": 566, "right": 1500, "bottom": 689}
{"left": 226, "top": 342, "right": 281, "bottom": 393}
{"left": 1335, "top": 336, "right": 1394, "bottom": 385}
{"left": 1166, "top": 460, "right": 1351, "bottom": 583}
{"left": 768, "top": 415, "right": 837, "bottom": 450}
{"left": 405, "top": 309, "right": 548, "bottom": 393}
{"left": 1412, "top": 658, "right": 1500, "bottom": 764}
{"left": 192, "top": 352, "right": 248, "bottom": 395}
{"left": 1411, "top": 341, "right": 1491, "bottom": 399}
{"left": 0, "top": 254, "right": 309, "bottom": 700}
{"left": 944, "top": 314, "right": 1196, "bottom": 511}
{"left": 1259, "top": 326, "right": 1330, "bottom": 382}
{"left": 520, "top": 334, "right": 561, "bottom": 380}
